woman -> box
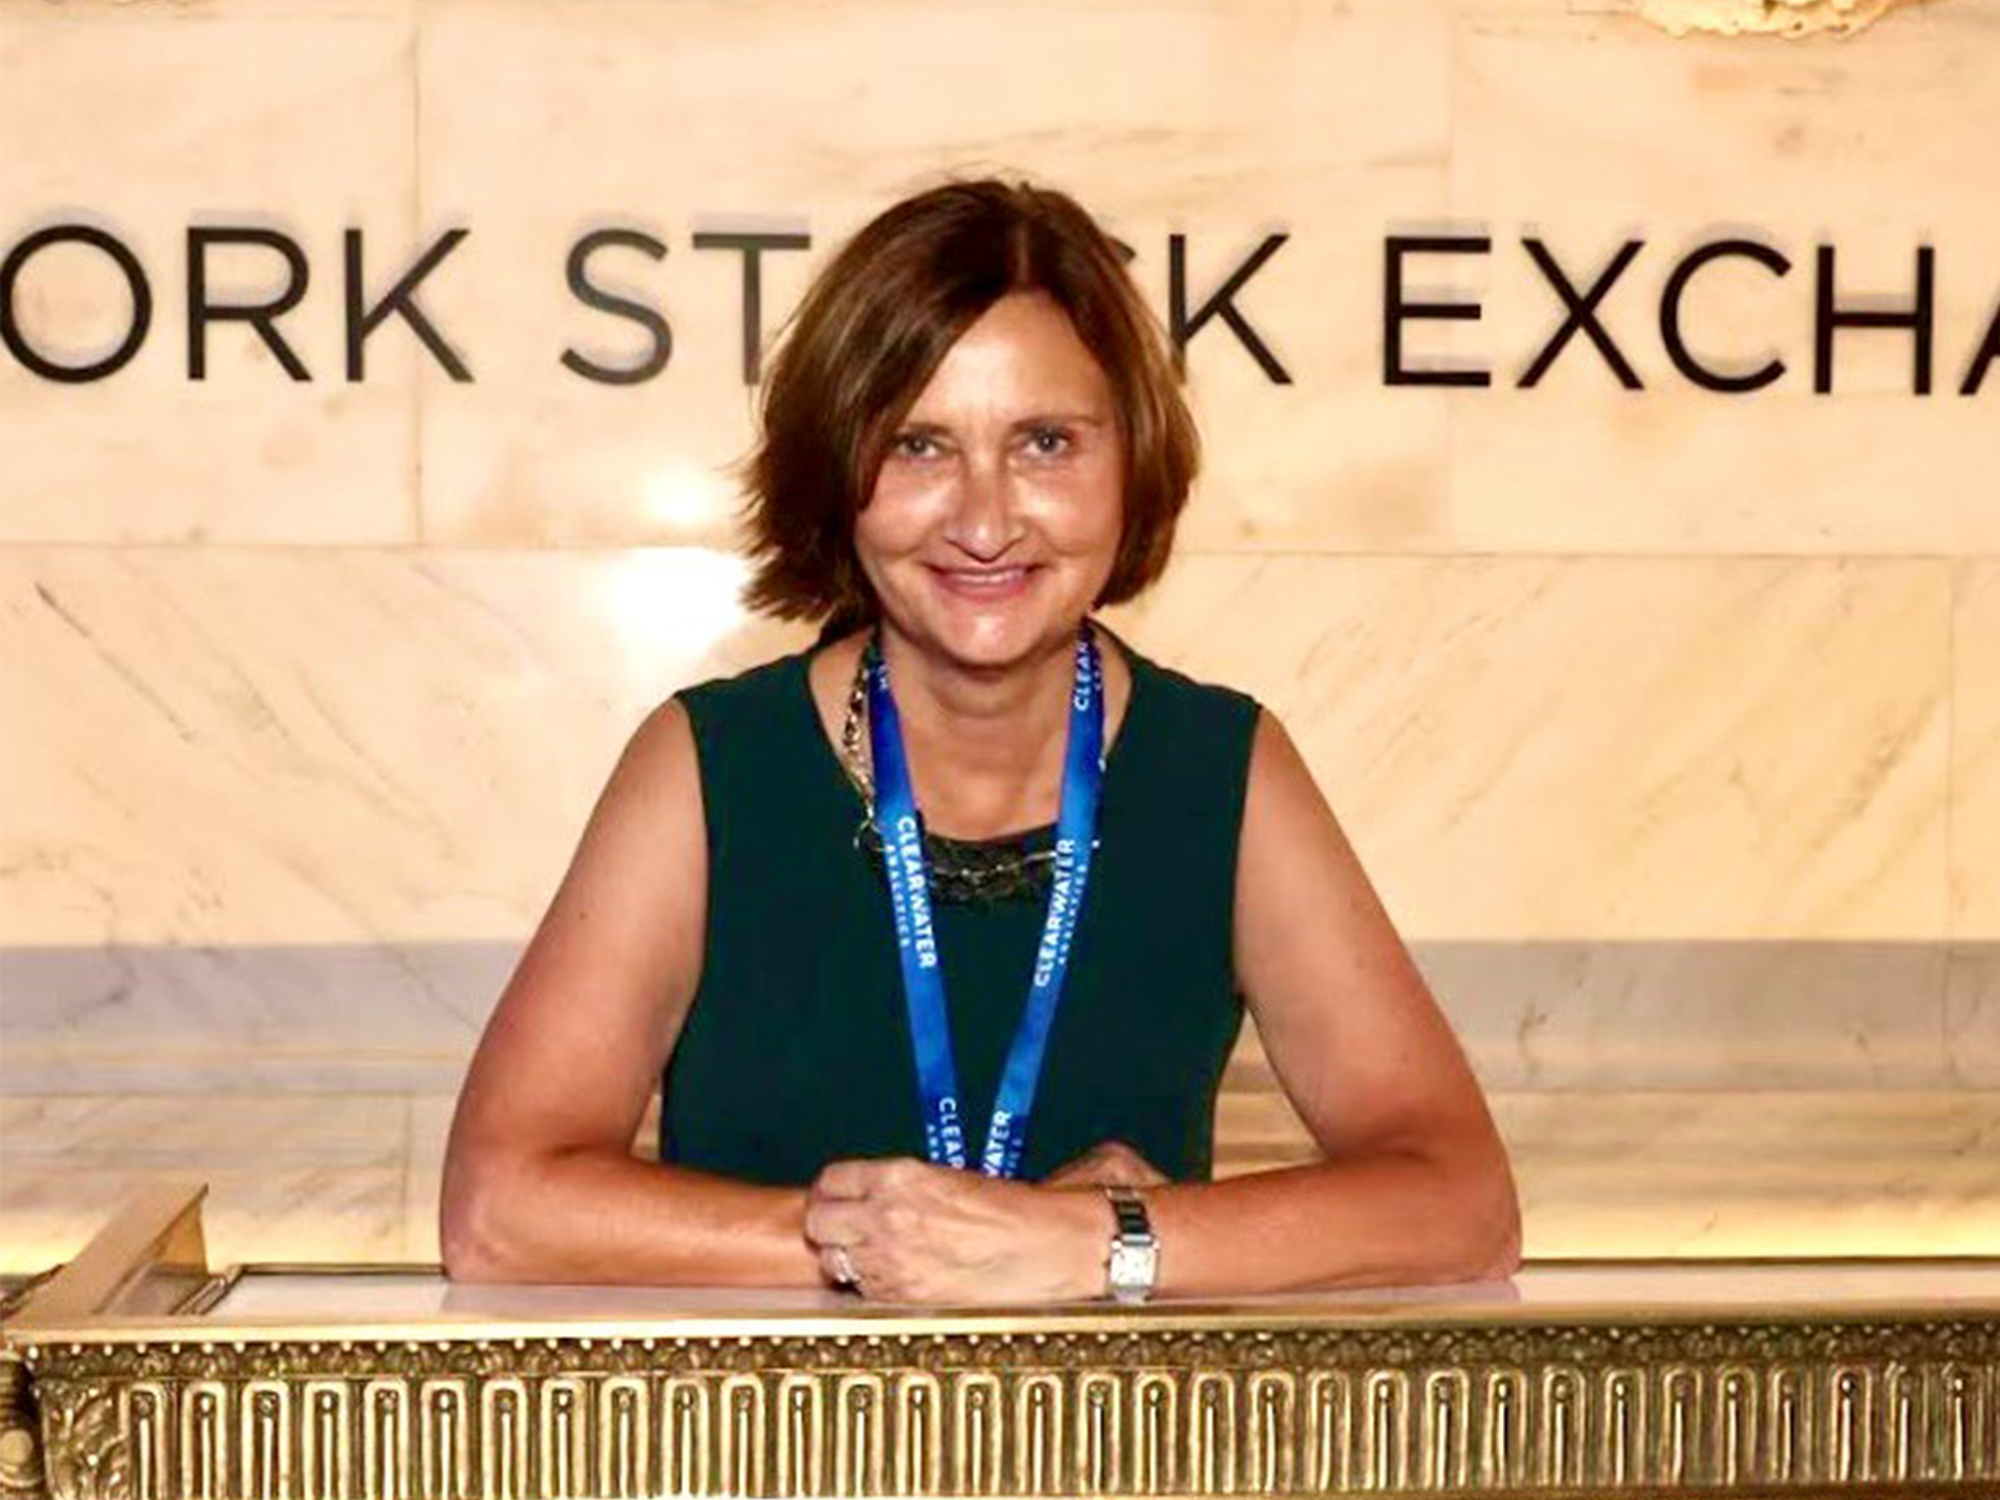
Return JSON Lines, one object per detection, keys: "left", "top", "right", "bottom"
{"left": 440, "top": 178, "right": 1519, "bottom": 1303}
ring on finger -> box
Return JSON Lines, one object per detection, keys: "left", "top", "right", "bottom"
{"left": 829, "top": 1245, "right": 860, "bottom": 1289}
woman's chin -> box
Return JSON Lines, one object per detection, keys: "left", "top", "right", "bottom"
{"left": 933, "top": 621, "right": 1040, "bottom": 671}
{"left": 907, "top": 606, "right": 1077, "bottom": 673}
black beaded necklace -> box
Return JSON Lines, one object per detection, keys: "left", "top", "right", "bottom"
{"left": 835, "top": 636, "right": 1107, "bottom": 906}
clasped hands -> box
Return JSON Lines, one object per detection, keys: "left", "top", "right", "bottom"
{"left": 802, "top": 1140, "right": 1164, "bottom": 1303}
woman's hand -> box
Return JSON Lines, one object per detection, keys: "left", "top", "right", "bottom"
{"left": 1042, "top": 1139, "right": 1169, "bottom": 1190}
{"left": 803, "top": 1157, "right": 1108, "bottom": 1304}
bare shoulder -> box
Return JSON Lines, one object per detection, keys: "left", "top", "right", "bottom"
{"left": 1236, "top": 706, "right": 1368, "bottom": 897}
{"left": 1234, "top": 702, "right": 1401, "bottom": 974}
{"left": 1244, "top": 706, "right": 1315, "bottom": 802}
{"left": 604, "top": 695, "right": 705, "bottom": 824}
{"left": 540, "top": 693, "right": 710, "bottom": 918}
{"left": 553, "top": 693, "right": 709, "bottom": 981}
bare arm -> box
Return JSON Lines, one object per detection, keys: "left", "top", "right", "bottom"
{"left": 438, "top": 700, "right": 823, "bottom": 1286}
{"left": 1140, "top": 709, "right": 1522, "bottom": 1294}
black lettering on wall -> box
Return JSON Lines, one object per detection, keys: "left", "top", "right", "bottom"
{"left": 1169, "top": 233, "right": 1291, "bottom": 384}
{"left": 1658, "top": 238, "right": 1791, "bottom": 393}
{"left": 187, "top": 227, "right": 311, "bottom": 381}
{"left": 563, "top": 229, "right": 673, "bottom": 385}
{"left": 691, "top": 230, "right": 810, "bottom": 385}
{"left": 1815, "top": 244, "right": 1934, "bottom": 395}
{"left": 1383, "top": 234, "right": 1489, "bottom": 388}
{"left": 1961, "top": 293, "right": 2000, "bottom": 397}
{"left": 0, "top": 225, "right": 152, "bottom": 383}
{"left": 344, "top": 228, "right": 472, "bottom": 382}
{"left": 1521, "top": 237, "right": 1644, "bottom": 389}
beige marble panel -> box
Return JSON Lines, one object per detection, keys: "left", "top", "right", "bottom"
{"left": 1954, "top": 562, "right": 2000, "bottom": 937}
{"left": 1108, "top": 552, "right": 1951, "bottom": 940}
{"left": 0, "top": 551, "right": 1945, "bottom": 960}
{"left": 7, "top": 939, "right": 1984, "bottom": 1096}
{"left": 1444, "top": 11, "right": 2000, "bottom": 553}
{"left": 12, "top": 0, "right": 415, "bottom": 16}
{"left": 0, "top": 1094, "right": 409, "bottom": 1276}
{"left": 413, "top": 0, "right": 1454, "bottom": 551}
{"left": 404, "top": 1092, "right": 454, "bottom": 1264}
{"left": 0, "top": 2, "right": 421, "bottom": 544}
{"left": 1359, "top": 942, "right": 1966, "bottom": 1090}
{"left": 0, "top": 548, "right": 808, "bottom": 947}
{"left": 1945, "top": 945, "right": 2000, "bottom": 1087}
{"left": 1496, "top": 1089, "right": 2000, "bottom": 1258}
{"left": 1451, "top": 393, "right": 2000, "bottom": 556}
{"left": 0, "top": 942, "right": 511, "bottom": 1095}
{"left": 1219, "top": 1084, "right": 2000, "bottom": 1258}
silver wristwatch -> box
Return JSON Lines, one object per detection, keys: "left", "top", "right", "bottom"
{"left": 1103, "top": 1186, "right": 1159, "bottom": 1303}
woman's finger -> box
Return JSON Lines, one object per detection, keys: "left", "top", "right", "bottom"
{"left": 802, "top": 1197, "right": 871, "bottom": 1247}
{"left": 811, "top": 1159, "right": 877, "bottom": 1200}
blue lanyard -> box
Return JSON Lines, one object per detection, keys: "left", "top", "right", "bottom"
{"left": 864, "top": 626, "right": 1106, "bottom": 1178}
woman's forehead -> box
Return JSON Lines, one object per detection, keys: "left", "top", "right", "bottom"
{"left": 903, "top": 294, "right": 1113, "bottom": 419}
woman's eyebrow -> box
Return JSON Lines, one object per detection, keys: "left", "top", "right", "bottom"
{"left": 894, "top": 412, "right": 1110, "bottom": 432}
{"left": 1014, "top": 411, "right": 1109, "bottom": 428}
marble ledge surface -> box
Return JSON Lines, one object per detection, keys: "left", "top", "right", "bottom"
{"left": 1, "top": 1088, "right": 1995, "bottom": 1276}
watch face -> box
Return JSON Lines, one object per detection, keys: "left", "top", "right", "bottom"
{"left": 1110, "top": 1241, "right": 1158, "bottom": 1295}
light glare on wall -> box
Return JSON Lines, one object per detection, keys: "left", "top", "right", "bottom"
{"left": 597, "top": 549, "right": 751, "bottom": 668}
{"left": 640, "top": 460, "right": 734, "bottom": 535}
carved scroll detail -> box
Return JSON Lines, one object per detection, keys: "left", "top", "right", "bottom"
{"left": 38, "top": 1384, "right": 126, "bottom": 1500}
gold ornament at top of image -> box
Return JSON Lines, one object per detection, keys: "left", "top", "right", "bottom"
{"left": 1636, "top": 0, "right": 1919, "bottom": 38}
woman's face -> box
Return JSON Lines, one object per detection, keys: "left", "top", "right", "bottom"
{"left": 854, "top": 289, "right": 1124, "bottom": 672}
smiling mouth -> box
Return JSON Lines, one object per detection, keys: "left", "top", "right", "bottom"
{"left": 928, "top": 564, "right": 1040, "bottom": 588}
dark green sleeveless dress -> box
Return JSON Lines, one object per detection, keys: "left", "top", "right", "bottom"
{"left": 661, "top": 630, "right": 1260, "bottom": 1185}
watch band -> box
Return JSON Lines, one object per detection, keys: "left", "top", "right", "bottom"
{"left": 1103, "top": 1186, "right": 1159, "bottom": 1303}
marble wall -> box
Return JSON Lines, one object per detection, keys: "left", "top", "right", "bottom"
{"left": 1, "top": 0, "right": 1996, "bottom": 1274}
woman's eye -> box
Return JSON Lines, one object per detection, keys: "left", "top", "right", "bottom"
{"left": 892, "top": 432, "right": 940, "bottom": 459}
{"left": 1026, "top": 426, "right": 1073, "bottom": 456}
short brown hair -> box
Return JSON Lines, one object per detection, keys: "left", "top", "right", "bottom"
{"left": 738, "top": 178, "right": 1199, "bottom": 625}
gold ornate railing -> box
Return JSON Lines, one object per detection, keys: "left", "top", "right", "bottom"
{"left": 4, "top": 1187, "right": 1996, "bottom": 1499}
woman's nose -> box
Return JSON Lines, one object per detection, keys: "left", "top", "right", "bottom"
{"left": 943, "top": 456, "right": 1021, "bottom": 560}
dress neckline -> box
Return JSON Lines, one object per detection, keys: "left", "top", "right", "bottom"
{"left": 791, "top": 623, "right": 1148, "bottom": 850}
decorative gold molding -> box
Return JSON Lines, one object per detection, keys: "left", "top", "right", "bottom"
{"left": 6, "top": 1193, "right": 1996, "bottom": 1498}
{"left": 2, "top": 1270, "right": 61, "bottom": 1500}
{"left": 35, "top": 1387, "right": 121, "bottom": 1500}
{"left": 0, "top": 1349, "right": 46, "bottom": 1500}
{"left": 15, "top": 1313, "right": 1998, "bottom": 1498}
